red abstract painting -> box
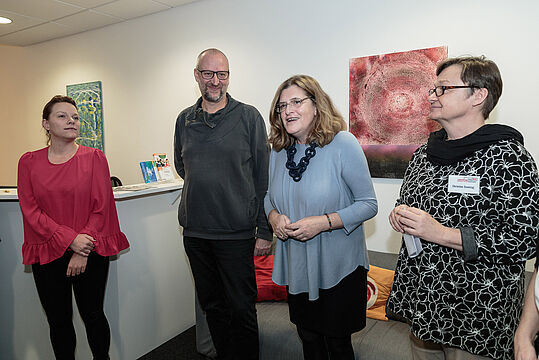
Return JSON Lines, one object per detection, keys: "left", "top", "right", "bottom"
{"left": 349, "top": 46, "right": 447, "bottom": 178}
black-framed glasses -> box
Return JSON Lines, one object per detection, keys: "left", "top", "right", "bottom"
{"left": 275, "top": 97, "right": 313, "bottom": 114}
{"left": 428, "top": 85, "right": 478, "bottom": 97}
{"left": 197, "top": 69, "right": 230, "bottom": 80}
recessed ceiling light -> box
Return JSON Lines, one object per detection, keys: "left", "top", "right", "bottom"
{"left": 0, "top": 16, "right": 13, "bottom": 24}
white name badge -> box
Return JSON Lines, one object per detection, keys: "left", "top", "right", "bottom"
{"left": 448, "top": 175, "right": 480, "bottom": 194}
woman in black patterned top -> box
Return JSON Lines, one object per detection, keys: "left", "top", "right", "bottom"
{"left": 386, "top": 56, "right": 539, "bottom": 360}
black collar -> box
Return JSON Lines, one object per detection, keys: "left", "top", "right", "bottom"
{"left": 426, "top": 124, "right": 524, "bottom": 165}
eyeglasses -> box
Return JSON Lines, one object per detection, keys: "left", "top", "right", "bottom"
{"left": 275, "top": 97, "right": 313, "bottom": 114}
{"left": 428, "top": 85, "right": 478, "bottom": 97}
{"left": 197, "top": 69, "right": 230, "bottom": 80}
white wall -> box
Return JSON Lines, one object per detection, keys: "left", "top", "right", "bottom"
{"left": 0, "top": 45, "right": 31, "bottom": 185}
{"left": 2, "top": 0, "right": 538, "bottom": 255}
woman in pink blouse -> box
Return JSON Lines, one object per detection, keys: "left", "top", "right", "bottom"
{"left": 17, "top": 95, "right": 129, "bottom": 360}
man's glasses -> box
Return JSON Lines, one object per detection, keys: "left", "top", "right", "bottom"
{"left": 428, "top": 85, "right": 478, "bottom": 97}
{"left": 197, "top": 69, "right": 230, "bottom": 80}
{"left": 275, "top": 97, "right": 313, "bottom": 114}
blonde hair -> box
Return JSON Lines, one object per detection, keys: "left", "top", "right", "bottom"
{"left": 268, "top": 75, "right": 346, "bottom": 151}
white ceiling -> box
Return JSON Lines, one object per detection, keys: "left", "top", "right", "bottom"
{"left": 0, "top": 0, "right": 199, "bottom": 47}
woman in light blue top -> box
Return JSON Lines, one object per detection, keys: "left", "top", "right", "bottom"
{"left": 264, "top": 75, "right": 378, "bottom": 360}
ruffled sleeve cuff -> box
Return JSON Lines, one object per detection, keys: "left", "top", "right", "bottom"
{"left": 22, "top": 225, "right": 77, "bottom": 265}
{"left": 91, "top": 231, "right": 130, "bottom": 257}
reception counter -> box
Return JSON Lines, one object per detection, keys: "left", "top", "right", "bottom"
{"left": 0, "top": 180, "right": 195, "bottom": 360}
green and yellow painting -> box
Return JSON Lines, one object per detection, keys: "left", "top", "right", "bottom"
{"left": 66, "top": 81, "right": 104, "bottom": 152}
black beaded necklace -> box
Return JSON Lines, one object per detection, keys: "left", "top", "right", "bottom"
{"left": 285, "top": 142, "right": 318, "bottom": 182}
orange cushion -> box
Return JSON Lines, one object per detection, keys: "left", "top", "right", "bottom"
{"left": 366, "top": 265, "right": 395, "bottom": 321}
{"left": 254, "top": 255, "right": 287, "bottom": 302}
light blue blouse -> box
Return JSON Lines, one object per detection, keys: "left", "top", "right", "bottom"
{"left": 264, "top": 131, "right": 378, "bottom": 300}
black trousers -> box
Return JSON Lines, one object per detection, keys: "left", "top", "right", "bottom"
{"left": 184, "top": 236, "right": 259, "bottom": 360}
{"left": 32, "top": 251, "right": 111, "bottom": 360}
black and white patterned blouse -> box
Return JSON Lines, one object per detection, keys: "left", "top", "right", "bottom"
{"left": 386, "top": 139, "right": 539, "bottom": 360}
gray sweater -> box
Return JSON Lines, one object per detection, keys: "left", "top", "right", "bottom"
{"left": 174, "top": 94, "right": 272, "bottom": 241}
{"left": 265, "top": 131, "right": 378, "bottom": 300}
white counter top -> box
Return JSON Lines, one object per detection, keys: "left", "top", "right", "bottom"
{"left": 0, "top": 188, "right": 17, "bottom": 200}
{"left": 112, "top": 179, "right": 183, "bottom": 199}
{"left": 0, "top": 179, "right": 184, "bottom": 201}
{"left": 0, "top": 177, "right": 193, "bottom": 360}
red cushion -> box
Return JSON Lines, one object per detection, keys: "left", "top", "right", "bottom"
{"left": 254, "top": 255, "right": 287, "bottom": 301}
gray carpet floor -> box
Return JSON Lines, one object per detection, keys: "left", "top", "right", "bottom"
{"left": 137, "top": 326, "right": 208, "bottom": 360}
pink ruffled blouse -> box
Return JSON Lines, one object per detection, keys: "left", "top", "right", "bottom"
{"left": 17, "top": 145, "right": 129, "bottom": 265}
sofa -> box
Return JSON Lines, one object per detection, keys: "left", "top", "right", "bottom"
{"left": 256, "top": 250, "right": 411, "bottom": 360}
{"left": 195, "top": 250, "right": 533, "bottom": 360}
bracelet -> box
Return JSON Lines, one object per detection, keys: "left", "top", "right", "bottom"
{"left": 325, "top": 213, "right": 332, "bottom": 232}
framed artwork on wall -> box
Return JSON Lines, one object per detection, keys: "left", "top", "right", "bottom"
{"left": 349, "top": 46, "right": 447, "bottom": 178}
{"left": 66, "top": 81, "right": 104, "bottom": 152}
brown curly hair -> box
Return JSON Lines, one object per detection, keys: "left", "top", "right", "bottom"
{"left": 268, "top": 75, "right": 346, "bottom": 151}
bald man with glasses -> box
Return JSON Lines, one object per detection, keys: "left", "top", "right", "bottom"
{"left": 174, "top": 48, "right": 272, "bottom": 360}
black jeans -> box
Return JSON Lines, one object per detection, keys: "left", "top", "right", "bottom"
{"left": 32, "top": 251, "right": 111, "bottom": 360}
{"left": 184, "top": 236, "right": 259, "bottom": 360}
